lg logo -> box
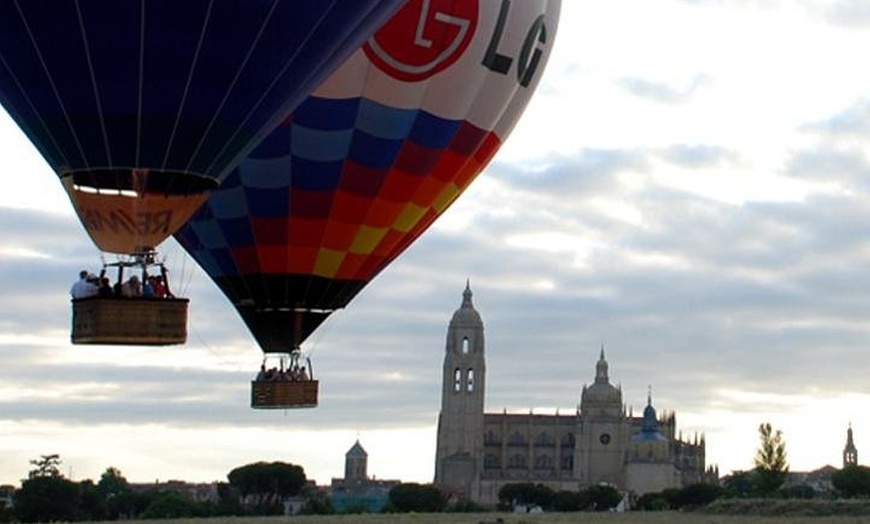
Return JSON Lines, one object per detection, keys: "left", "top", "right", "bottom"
{"left": 365, "top": 0, "right": 551, "bottom": 88}
{"left": 364, "top": 0, "right": 478, "bottom": 82}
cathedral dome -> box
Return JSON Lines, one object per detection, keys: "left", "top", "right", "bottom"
{"left": 582, "top": 347, "right": 621, "bottom": 404}
{"left": 451, "top": 281, "right": 482, "bottom": 326}
{"left": 583, "top": 382, "right": 622, "bottom": 407}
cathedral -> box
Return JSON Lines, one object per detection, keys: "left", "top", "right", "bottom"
{"left": 433, "top": 283, "right": 717, "bottom": 506}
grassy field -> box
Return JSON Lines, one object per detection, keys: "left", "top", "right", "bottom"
{"left": 122, "top": 514, "right": 870, "bottom": 524}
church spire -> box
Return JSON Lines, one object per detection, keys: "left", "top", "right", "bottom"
{"left": 462, "top": 279, "right": 473, "bottom": 308}
{"left": 641, "top": 388, "right": 658, "bottom": 434}
{"left": 450, "top": 280, "right": 482, "bottom": 327}
{"left": 595, "top": 345, "right": 609, "bottom": 384}
{"left": 844, "top": 423, "right": 858, "bottom": 467}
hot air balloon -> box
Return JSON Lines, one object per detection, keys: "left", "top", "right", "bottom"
{"left": 0, "top": 0, "right": 406, "bottom": 345}
{"left": 175, "top": 0, "right": 562, "bottom": 408}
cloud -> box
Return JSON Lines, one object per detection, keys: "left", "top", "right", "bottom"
{"left": 802, "top": 99, "right": 870, "bottom": 137}
{"left": 813, "top": 1, "right": 870, "bottom": 28}
{"left": 617, "top": 74, "right": 711, "bottom": 105}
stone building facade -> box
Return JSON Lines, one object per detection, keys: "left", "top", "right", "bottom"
{"left": 434, "top": 283, "right": 716, "bottom": 506}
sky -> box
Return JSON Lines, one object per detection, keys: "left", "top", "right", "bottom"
{"left": 2, "top": 0, "right": 870, "bottom": 487}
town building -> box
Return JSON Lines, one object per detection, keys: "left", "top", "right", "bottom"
{"left": 433, "top": 283, "right": 717, "bottom": 506}
{"left": 129, "top": 480, "right": 219, "bottom": 503}
{"left": 330, "top": 440, "right": 399, "bottom": 513}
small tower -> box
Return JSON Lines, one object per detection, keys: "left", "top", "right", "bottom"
{"left": 626, "top": 389, "right": 680, "bottom": 495}
{"left": 345, "top": 440, "right": 368, "bottom": 481}
{"left": 844, "top": 424, "right": 858, "bottom": 467}
{"left": 434, "top": 281, "right": 486, "bottom": 498}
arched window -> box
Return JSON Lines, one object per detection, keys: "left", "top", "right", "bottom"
{"left": 534, "top": 454, "right": 553, "bottom": 469}
{"left": 484, "top": 454, "right": 500, "bottom": 469}
{"left": 535, "top": 432, "right": 553, "bottom": 446}
{"left": 467, "top": 368, "right": 474, "bottom": 392}
{"left": 484, "top": 431, "right": 500, "bottom": 445}
{"left": 508, "top": 432, "right": 526, "bottom": 446}
{"left": 508, "top": 454, "right": 526, "bottom": 469}
{"left": 453, "top": 368, "right": 462, "bottom": 392}
{"left": 462, "top": 337, "right": 470, "bottom": 354}
{"left": 561, "top": 455, "right": 574, "bottom": 471}
{"left": 561, "top": 433, "right": 575, "bottom": 447}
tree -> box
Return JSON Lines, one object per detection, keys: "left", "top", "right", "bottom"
{"left": 97, "top": 467, "right": 139, "bottom": 519}
{"left": 97, "top": 467, "right": 129, "bottom": 497}
{"left": 753, "top": 422, "right": 788, "bottom": 496}
{"left": 227, "top": 461, "right": 307, "bottom": 515}
{"left": 672, "top": 483, "right": 724, "bottom": 508}
{"left": 27, "top": 454, "right": 61, "bottom": 479}
{"left": 496, "top": 482, "right": 554, "bottom": 510}
{"left": 387, "top": 483, "right": 447, "bottom": 513}
{"left": 76, "top": 479, "right": 108, "bottom": 521}
{"left": 582, "top": 484, "right": 621, "bottom": 511}
{"left": 445, "top": 498, "right": 485, "bottom": 513}
{"left": 140, "top": 492, "right": 202, "bottom": 519}
{"left": 14, "top": 475, "right": 79, "bottom": 522}
{"left": 635, "top": 492, "right": 670, "bottom": 511}
{"left": 15, "top": 454, "right": 79, "bottom": 523}
{"left": 832, "top": 465, "right": 870, "bottom": 498}
{"left": 779, "top": 484, "right": 816, "bottom": 499}
{"left": 722, "top": 470, "right": 753, "bottom": 498}
{"left": 299, "top": 484, "right": 334, "bottom": 515}
{"left": 213, "top": 482, "right": 246, "bottom": 516}
{"left": 551, "top": 490, "right": 586, "bottom": 512}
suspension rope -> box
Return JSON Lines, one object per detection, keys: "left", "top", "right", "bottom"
{"left": 183, "top": 0, "right": 281, "bottom": 174}
{"left": 11, "top": 0, "right": 88, "bottom": 170}
{"left": 160, "top": 0, "right": 214, "bottom": 172}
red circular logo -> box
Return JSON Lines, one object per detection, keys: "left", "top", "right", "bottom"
{"left": 364, "top": 0, "right": 479, "bottom": 82}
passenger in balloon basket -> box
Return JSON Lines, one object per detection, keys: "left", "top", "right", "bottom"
{"left": 97, "top": 277, "right": 113, "bottom": 298}
{"left": 288, "top": 361, "right": 309, "bottom": 382}
{"left": 85, "top": 256, "right": 177, "bottom": 301}
{"left": 141, "top": 275, "right": 154, "bottom": 297}
{"left": 149, "top": 275, "right": 168, "bottom": 298}
{"left": 70, "top": 270, "right": 99, "bottom": 299}
{"left": 255, "top": 353, "right": 312, "bottom": 383}
{"left": 120, "top": 275, "right": 142, "bottom": 297}
{"left": 290, "top": 352, "right": 312, "bottom": 382}
{"left": 256, "top": 358, "right": 282, "bottom": 382}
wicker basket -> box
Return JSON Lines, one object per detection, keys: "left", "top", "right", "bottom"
{"left": 251, "top": 380, "right": 319, "bottom": 409}
{"left": 71, "top": 297, "right": 189, "bottom": 346}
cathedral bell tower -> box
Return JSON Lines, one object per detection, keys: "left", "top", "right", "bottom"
{"left": 434, "top": 281, "right": 485, "bottom": 497}
{"left": 579, "top": 347, "right": 626, "bottom": 487}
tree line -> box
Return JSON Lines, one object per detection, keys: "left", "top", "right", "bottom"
{"left": 6, "top": 422, "right": 870, "bottom": 521}
{"left": 5, "top": 455, "right": 315, "bottom": 522}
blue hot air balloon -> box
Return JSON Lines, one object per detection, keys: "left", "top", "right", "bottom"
{"left": 0, "top": 0, "right": 407, "bottom": 254}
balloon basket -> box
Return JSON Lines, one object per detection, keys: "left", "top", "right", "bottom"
{"left": 71, "top": 297, "right": 188, "bottom": 346}
{"left": 251, "top": 379, "right": 319, "bottom": 409}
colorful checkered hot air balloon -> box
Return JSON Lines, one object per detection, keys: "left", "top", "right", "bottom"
{"left": 175, "top": 0, "right": 562, "bottom": 406}
{"left": 0, "top": 0, "right": 406, "bottom": 255}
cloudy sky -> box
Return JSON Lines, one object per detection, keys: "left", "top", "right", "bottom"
{"left": 2, "top": 0, "right": 870, "bottom": 487}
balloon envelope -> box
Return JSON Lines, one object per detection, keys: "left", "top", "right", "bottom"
{"left": 176, "top": 0, "right": 562, "bottom": 352}
{"left": 0, "top": 0, "right": 406, "bottom": 253}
